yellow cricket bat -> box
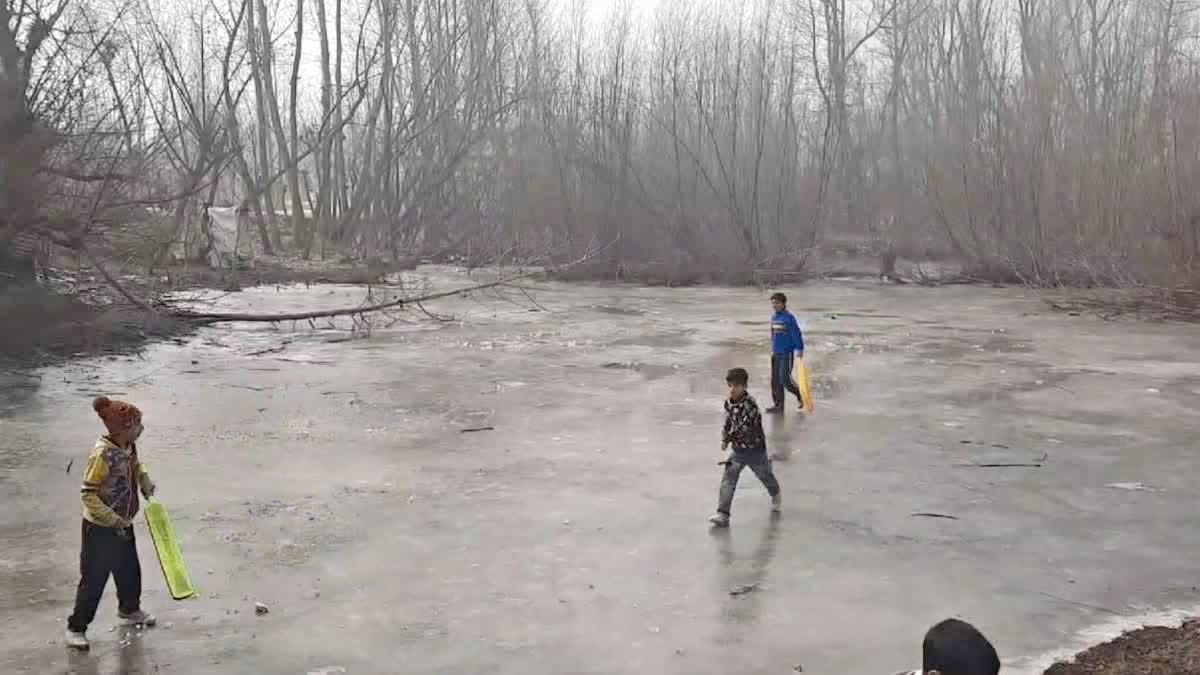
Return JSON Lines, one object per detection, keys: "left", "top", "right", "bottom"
{"left": 796, "top": 357, "right": 815, "bottom": 413}
{"left": 144, "top": 499, "right": 197, "bottom": 600}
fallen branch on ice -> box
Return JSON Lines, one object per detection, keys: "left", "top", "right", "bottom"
{"left": 80, "top": 243, "right": 604, "bottom": 326}
{"left": 170, "top": 269, "right": 545, "bottom": 324}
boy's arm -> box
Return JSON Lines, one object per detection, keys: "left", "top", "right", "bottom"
{"left": 790, "top": 314, "right": 805, "bottom": 354}
{"left": 131, "top": 443, "right": 156, "bottom": 497}
{"left": 80, "top": 454, "right": 127, "bottom": 528}
{"left": 137, "top": 462, "right": 156, "bottom": 497}
{"left": 720, "top": 401, "right": 748, "bottom": 444}
{"left": 745, "top": 398, "right": 764, "bottom": 435}
{"left": 721, "top": 403, "right": 733, "bottom": 448}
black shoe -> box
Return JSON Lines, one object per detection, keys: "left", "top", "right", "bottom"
{"left": 765, "top": 406, "right": 784, "bottom": 414}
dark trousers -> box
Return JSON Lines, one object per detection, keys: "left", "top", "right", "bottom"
{"left": 717, "top": 450, "right": 780, "bottom": 516}
{"left": 67, "top": 520, "right": 142, "bottom": 632}
{"left": 770, "top": 353, "right": 802, "bottom": 408}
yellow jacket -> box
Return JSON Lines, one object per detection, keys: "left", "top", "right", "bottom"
{"left": 80, "top": 437, "right": 153, "bottom": 527}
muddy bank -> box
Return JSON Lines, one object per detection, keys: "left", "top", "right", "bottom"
{"left": 153, "top": 255, "right": 418, "bottom": 290}
{"left": 0, "top": 254, "right": 419, "bottom": 365}
{"left": 1043, "top": 620, "right": 1200, "bottom": 674}
{"left": 547, "top": 242, "right": 964, "bottom": 287}
{"left": 0, "top": 286, "right": 185, "bottom": 366}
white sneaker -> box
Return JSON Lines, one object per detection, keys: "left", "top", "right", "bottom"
{"left": 771, "top": 494, "right": 783, "bottom": 512}
{"left": 708, "top": 512, "right": 730, "bottom": 527}
{"left": 118, "top": 609, "right": 157, "bottom": 627}
{"left": 65, "top": 630, "right": 89, "bottom": 650}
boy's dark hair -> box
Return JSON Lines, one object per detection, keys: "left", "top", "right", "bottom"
{"left": 770, "top": 292, "right": 787, "bottom": 304}
{"left": 725, "top": 368, "right": 749, "bottom": 387}
{"left": 922, "top": 619, "right": 1000, "bottom": 675}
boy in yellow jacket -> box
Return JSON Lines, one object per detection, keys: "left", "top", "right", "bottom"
{"left": 65, "top": 396, "right": 158, "bottom": 650}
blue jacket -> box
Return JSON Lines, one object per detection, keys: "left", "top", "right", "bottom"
{"left": 771, "top": 310, "right": 804, "bottom": 354}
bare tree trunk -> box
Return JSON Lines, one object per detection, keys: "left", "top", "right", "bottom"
{"left": 222, "top": 0, "right": 273, "bottom": 255}
{"left": 246, "top": 0, "right": 282, "bottom": 250}
{"left": 255, "top": 0, "right": 299, "bottom": 252}
{"left": 315, "top": 0, "right": 333, "bottom": 257}
{"left": 333, "top": 0, "right": 347, "bottom": 226}
{"left": 290, "top": 0, "right": 309, "bottom": 257}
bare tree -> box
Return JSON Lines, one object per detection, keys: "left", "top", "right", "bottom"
{"left": 8, "top": 0, "right": 1200, "bottom": 296}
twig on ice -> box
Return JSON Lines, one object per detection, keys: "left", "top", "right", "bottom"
{"left": 246, "top": 341, "right": 292, "bottom": 356}
{"left": 414, "top": 301, "right": 454, "bottom": 322}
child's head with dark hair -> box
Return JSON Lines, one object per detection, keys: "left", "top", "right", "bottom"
{"left": 770, "top": 292, "right": 787, "bottom": 307}
{"left": 725, "top": 367, "right": 749, "bottom": 399}
{"left": 922, "top": 619, "right": 1000, "bottom": 675}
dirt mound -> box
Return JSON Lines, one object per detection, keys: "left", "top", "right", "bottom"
{"left": 1043, "top": 620, "right": 1200, "bottom": 675}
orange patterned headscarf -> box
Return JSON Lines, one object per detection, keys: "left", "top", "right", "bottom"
{"left": 93, "top": 396, "right": 142, "bottom": 436}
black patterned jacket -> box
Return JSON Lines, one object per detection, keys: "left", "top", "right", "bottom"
{"left": 722, "top": 394, "right": 767, "bottom": 452}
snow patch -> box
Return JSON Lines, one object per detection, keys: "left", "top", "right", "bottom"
{"left": 1009, "top": 604, "right": 1200, "bottom": 675}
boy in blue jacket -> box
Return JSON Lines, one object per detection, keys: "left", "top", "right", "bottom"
{"left": 767, "top": 292, "right": 804, "bottom": 414}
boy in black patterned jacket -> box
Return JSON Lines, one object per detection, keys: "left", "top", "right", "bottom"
{"left": 709, "top": 368, "right": 782, "bottom": 527}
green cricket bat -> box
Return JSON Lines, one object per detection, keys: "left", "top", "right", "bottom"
{"left": 144, "top": 498, "right": 197, "bottom": 600}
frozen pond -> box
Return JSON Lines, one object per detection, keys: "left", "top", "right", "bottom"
{"left": 2, "top": 269, "right": 1200, "bottom": 674}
